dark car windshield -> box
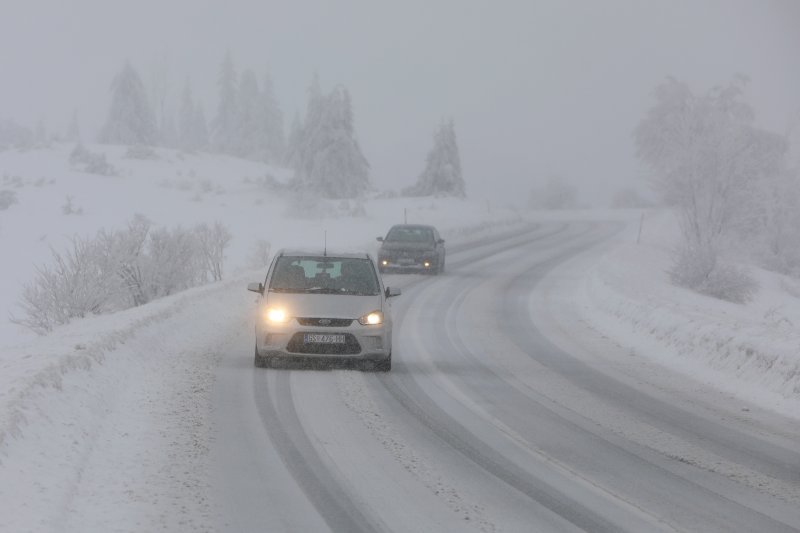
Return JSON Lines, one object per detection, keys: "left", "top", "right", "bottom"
{"left": 385, "top": 226, "right": 434, "bottom": 243}
{"left": 269, "top": 256, "right": 380, "bottom": 295}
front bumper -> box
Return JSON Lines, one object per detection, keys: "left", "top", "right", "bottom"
{"left": 378, "top": 256, "right": 437, "bottom": 272}
{"left": 256, "top": 320, "right": 391, "bottom": 362}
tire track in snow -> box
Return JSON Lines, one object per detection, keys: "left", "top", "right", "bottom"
{"left": 252, "top": 370, "right": 377, "bottom": 533}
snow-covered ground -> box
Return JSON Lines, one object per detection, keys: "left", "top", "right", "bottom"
{"left": 1, "top": 145, "right": 799, "bottom": 531}
{"left": 552, "top": 210, "right": 800, "bottom": 419}
{"left": 0, "top": 143, "right": 528, "bottom": 531}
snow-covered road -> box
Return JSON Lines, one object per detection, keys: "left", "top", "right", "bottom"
{"left": 208, "top": 222, "right": 800, "bottom": 532}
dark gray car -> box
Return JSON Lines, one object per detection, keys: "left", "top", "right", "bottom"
{"left": 377, "top": 224, "right": 445, "bottom": 274}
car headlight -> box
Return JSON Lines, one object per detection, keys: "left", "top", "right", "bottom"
{"left": 358, "top": 310, "right": 384, "bottom": 325}
{"left": 264, "top": 307, "right": 289, "bottom": 324}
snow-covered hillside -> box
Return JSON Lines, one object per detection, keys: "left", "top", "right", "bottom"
{"left": 0, "top": 143, "right": 520, "bottom": 343}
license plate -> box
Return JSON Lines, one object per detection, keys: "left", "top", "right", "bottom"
{"left": 304, "top": 333, "right": 345, "bottom": 344}
{"left": 398, "top": 258, "right": 414, "bottom": 264}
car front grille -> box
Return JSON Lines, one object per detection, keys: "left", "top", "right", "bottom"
{"left": 286, "top": 333, "right": 361, "bottom": 354}
{"left": 296, "top": 317, "right": 353, "bottom": 327}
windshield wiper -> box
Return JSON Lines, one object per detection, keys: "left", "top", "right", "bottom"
{"left": 303, "top": 287, "right": 341, "bottom": 294}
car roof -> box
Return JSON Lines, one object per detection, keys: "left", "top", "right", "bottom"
{"left": 388, "top": 224, "right": 437, "bottom": 230}
{"left": 274, "top": 248, "right": 373, "bottom": 260}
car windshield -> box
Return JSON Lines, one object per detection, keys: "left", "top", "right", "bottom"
{"left": 269, "top": 256, "right": 380, "bottom": 295}
{"left": 385, "top": 226, "right": 434, "bottom": 243}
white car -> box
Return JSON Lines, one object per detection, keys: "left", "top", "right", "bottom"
{"left": 247, "top": 250, "right": 400, "bottom": 371}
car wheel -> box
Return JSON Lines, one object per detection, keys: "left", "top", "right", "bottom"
{"left": 254, "top": 344, "right": 271, "bottom": 368}
{"left": 437, "top": 256, "right": 445, "bottom": 274}
{"left": 375, "top": 355, "right": 391, "bottom": 372}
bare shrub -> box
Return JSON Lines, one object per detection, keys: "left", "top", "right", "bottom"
{"left": 99, "top": 215, "right": 152, "bottom": 307}
{"left": 146, "top": 226, "right": 202, "bottom": 297}
{"left": 195, "top": 222, "right": 232, "bottom": 281}
{"left": 61, "top": 195, "right": 83, "bottom": 215}
{"left": 11, "top": 237, "right": 115, "bottom": 333}
{"left": 670, "top": 245, "right": 757, "bottom": 304}
{"left": 69, "top": 144, "right": 117, "bottom": 176}
{"left": 13, "top": 216, "right": 235, "bottom": 334}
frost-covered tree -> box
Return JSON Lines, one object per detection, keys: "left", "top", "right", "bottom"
{"left": 284, "top": 111, "right": 303, "bottom": 167}
{"left": 159, "top": 112, "right": 178, "bottom": 149}
{"left": 193, "top": 104, "right": 209, "bottom": 150}
{"left": 234, "top": 69, "right": 262, "bottom": 158}
{"left": 260, "top": 71, "right": 285, "bottom": 164}
{"left": 99, "top": 61, "right": 157, "bottom": 145}
{"left": 195, "top": 221, "right": 232, "bottom": 281}
{"left": 211, "top": 52, "right": 238, "bottom": 153}
{"left": 291, "top": 80, "right": 370, "bottom": 199}
{"left": 404, "top": 119, "right": 465, "bottom": 197}
{"left": 178, "top": 81, "right": 196, "bottom": 150}
{"left": 65, "top": 109, "right": 81, "bottom": 143}
{"left": 178, "top": 81, "right": 209, "bottom": 152}
{"left": 636, "top": 77, "right": 786, "bottom": 301}
{"left": 748, "top": 169, "right": 800, "bottom": 276}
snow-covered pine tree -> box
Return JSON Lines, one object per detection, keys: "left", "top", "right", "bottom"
{"left": 192, "top": 104, "right": 209, "bottom": 151}
{"left": 178, "top": 81, "right": 196, "bottom": 151}
{"left": 65, "top": 109, "right": 80, "bottom": 143}
{"left": 211, "top": 52, "right": 238, "bottom": 154}
{"left": 159, "top": 112, "right": 178, "bottom": 149}
{"left": 234, "top": 69, "right": 262, "bottom": 159}
{"left": 284, "top": 111, "right": 303, "bottom": 167}
{"left": 290, "top": 73, "right": 325, "bottom": 190}
{"left": 99, "top": 61, "right": 157, "bottom": 146}
{"left": 405, "top": 119, "right": 465, "bottom": 197}
{"left": 260, "top": 71, "right": 285, "bottom": 164}
{"left": 292, "top": 83, "right": 370, "bottom": 199}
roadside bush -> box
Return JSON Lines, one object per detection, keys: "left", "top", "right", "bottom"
{"left": 669, "top": 245, "right": 757, "bottom": 304}
{"left": 12, "top": 216, "right": 234, "bottom": 334}
{"left": 195, "top": 222, "right": 232, "bottom": 281}
{"left": 69, "top": 144, "right": 117, "bottom": 176}
{"left": 12, "top": 237, "right": 116, "bottom": 334}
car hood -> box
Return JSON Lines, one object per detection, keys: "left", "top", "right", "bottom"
{"left": 265, "top": 292, "right": 383, "bottom": 319}
{"left": 380, "top": 241, "right": 435, "bottom": 252}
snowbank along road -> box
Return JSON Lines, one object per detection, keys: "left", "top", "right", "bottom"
{"left": 211, "top": 221, "right": 800, "bottom": 533}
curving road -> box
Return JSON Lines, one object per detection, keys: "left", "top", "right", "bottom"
{"left": 210, "top": 222, "right": 800, "bottom": 532}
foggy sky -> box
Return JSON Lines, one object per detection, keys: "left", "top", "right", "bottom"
{"left": 2, "top": 0, "right": 799, "bottom": 205}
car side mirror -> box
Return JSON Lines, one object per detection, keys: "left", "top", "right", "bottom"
{"left": 376, "top": 236, "right": 384, "bottom": 242}
{"left": 385, "top": 287, "right": 401, "bottom": 298}
{"left": 247, "top": 282, "right": 264, "bottom": 294}
{"left": 437, "top": 238, "right": 445, "bottom": 245}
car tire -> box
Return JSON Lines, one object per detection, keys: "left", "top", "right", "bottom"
{"left": 438, "top": 256, "right": 445, "bottom": 274}
{"left": 375, "top": 355, "right": 391, "bottom": 372}
{"left": 254, "top": 345, "right": 271, "bottom": 368}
